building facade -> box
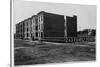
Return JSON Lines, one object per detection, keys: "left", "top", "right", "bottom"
{"left": 15, "top": 11, "right": 77, "bottom": 42}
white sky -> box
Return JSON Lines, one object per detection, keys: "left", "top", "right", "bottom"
{"left": 13, "top": 0, "right": 96, "bottom": 33}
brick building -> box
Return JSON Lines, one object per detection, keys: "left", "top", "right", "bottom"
{"left": 15, "top": 11, "right": 77, "bottom": 42}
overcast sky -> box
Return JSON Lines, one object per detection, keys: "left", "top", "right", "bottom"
{"left": 13, "top": 0, "right": 96, "bottom": 33}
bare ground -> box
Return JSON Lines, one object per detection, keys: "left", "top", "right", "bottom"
{"left": 14, "top": 39, "right": 96, "bottom": 65}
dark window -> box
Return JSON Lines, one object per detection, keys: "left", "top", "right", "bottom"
{"left": 36, "top": 26, "right": 38, "bottom": 30}
{"left": 41, "top": 32, "right": 43, "bottom": 37}
{"left": 27, "top": 28, "right": 28, "bottom": 32}
{"left": 36, "top": 32, "right": 38, "bottom": 37}
{"left": 36, "top": 18, "right": 38, "bottom": 24}
{"left": 27, "top": 33, "right": 29, "bottom": 37}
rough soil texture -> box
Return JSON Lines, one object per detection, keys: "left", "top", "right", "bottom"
{"left": 14, "top": 40, "right": 96, "bottom": 65}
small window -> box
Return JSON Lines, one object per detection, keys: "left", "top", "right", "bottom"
{"left": 27, "top": 28, "right": 28, "bottom": 32}
{"left": 36, "top": 32, "right": 38, "bottom": 37}
{"left": 30, "top": 21, "right": 32, "bottom": 25}
{"left": 41, "top": 15, "right": 43, "bottom": 21}
{"left": 39, "top": 16, "right": 41, "bottom": 21}
{"left": 41, "top": 24, "right": 43, "bottom": 30}
{"left": 41, "top": 32, "right": 43, "bottom": 37}
{"left": 27, "top": 33, "right": 29, "bottom": 37}
{"left": 36, "top": 26, "right": 38, "bottom": 30}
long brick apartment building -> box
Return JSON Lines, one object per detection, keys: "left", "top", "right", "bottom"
{"left": 15, "top": 11, "right": 77, "bottom": 42}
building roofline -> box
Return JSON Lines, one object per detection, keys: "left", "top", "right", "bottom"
{"left": 66, "top": 15, "right": 77, "bottom": 18}
{"left": 37, "top": 11, "right": 65, "bottom": 16}
{"left": 37, "top": 11, "right": 45, "bottom": 15}
{"left": 31, "top": 15, "right": 37, "bottom": 18}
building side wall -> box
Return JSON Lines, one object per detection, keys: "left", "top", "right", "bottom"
{"left": 43, "top": 12, "right": 65, "bottom": 40}
{"left": 16, "top": 21, "right": 25, "bottom": 39}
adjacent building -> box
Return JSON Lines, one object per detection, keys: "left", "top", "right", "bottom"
{"left": 65, "top": 15, "right": 77, "bottom": 37}
{"left": 15, "top": 11, "right": 77, "bottom": 42}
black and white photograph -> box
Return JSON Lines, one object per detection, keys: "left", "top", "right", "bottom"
{"left": 13, "top": 0, "right": 96, "bottom": 66}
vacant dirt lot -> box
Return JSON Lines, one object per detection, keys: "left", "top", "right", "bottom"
{"left": 14, "top": 39, "right": 96, "bottom": 65}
